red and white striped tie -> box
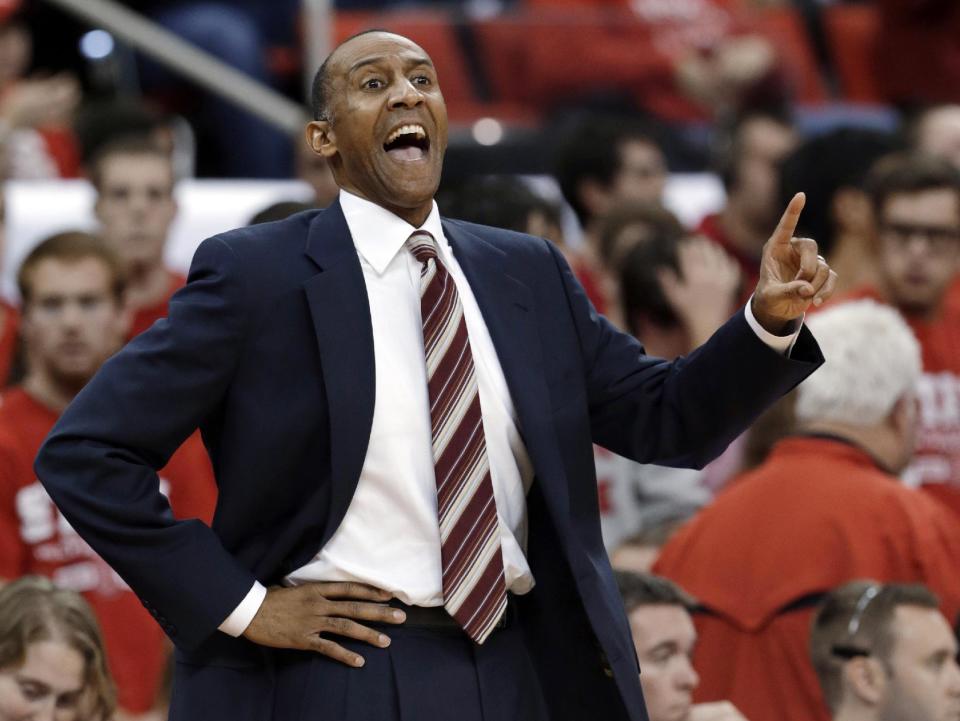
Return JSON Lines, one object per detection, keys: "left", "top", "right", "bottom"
{"left": 408, "top": 230, "right": 507, "bottom": 644}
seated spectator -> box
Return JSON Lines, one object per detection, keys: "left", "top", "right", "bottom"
{"left": 0, "top": 576, "right": 115, "bottom": 721}
{"left": 910, "top": 104, "right": 960, "bottom": 171}
{"left": 437, "top": 175, "right": 565, "bottom": 249}
{"left": 698, "top": 109, "right": 798, "bottom": 303}
{"left": 0, "top": 0, "right": 80, "bottom": 180}
{"left": 833, "top": 152, "right": 960, "bottom": 515}
{"left": 618, "top": 215, "right": 741, "bottom": 358}
{"left": 654, "top": 299, "right": 960, "bottom": 721}
{"left": 90, "top": 136, "right": 183, "bottom": 339}
{"left": 810, "top": 581, "right": 960, "bottom": 721}
{"left": 615, "top": 571, "right": 749, "bottom": 721}
{"left": 779, "top": 128, "right": 899, "bottom": 295}
{"left": 555, "top": 115, "right": 669, "bottom": 320}
{"left": 0, "top": 232, "right": 215, "bottom": 716}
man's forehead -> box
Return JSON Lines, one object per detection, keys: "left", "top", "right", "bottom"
{"left": 891, "top": 605, "right": 957, "bottom": 654}
{"left": 330, "top": 32, "right": 432, "bottom": 74}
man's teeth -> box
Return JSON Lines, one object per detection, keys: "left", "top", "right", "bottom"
{"left": 386, "top": 124, "right": 427, "bottom": 144}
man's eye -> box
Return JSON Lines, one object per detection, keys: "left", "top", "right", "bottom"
{"left": 363, "top": 78, "right": 383, "bottom": 89}
{"left": 412, "top": 75, "right": 431, "bottom": 85}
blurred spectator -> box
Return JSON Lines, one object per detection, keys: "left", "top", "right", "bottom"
{"left": 296, "top": 137, "right": 339, "bottom": 209}
{"left": 655, "top": 300, "right": 960, "bottom": 721}
{"left": 74, "top": 100, "right": 194, "bottom": 181}
{"left": 556, "top": 115, "right": 668, "bottom": 319}
{"left": 615, "top": 571, "right": 749, "bottom": 721}
{"left": 519, "top": 0, "right": 787, "bottom": 123}
{"left": 835, "top": 153, "right": 960, "bottom": 516}
{"left": 910, "top": 104, "right": 960, "bottom": 171}
{"left": 0, "top": 192, "right": 19, "bottom": 386}
{"left": 779, "top": 129, "right": 899, "bottom": 296}
{"left": 875, "top": 0, "right": 960, "bottom": 108}
{"left": 126, "top": 0, "right": 296, "bottom": 178}
{"left": 90, "top": 136, "right": 182, "bottom": 339}
{"left": 0, "top": 576, "right": 115, "bottom": 721}
{"left": 618, "top": 221, "right": 741, "bottom": 358}
{"left": 437, "top": 175, "right": 566, "bottom": 257}
{"left": 810, "top": 581, "right": 960, "bottom": 721}
{"left": 0, "top": 231, "right": 215, "bottom": 716}
{"left": 0, "top": 0, "right": 80, "bottom": 180}
{"left": 248, "top": 200, "right": 316, "bottom": 226}
{"left": 698, "top": 109, "right": 798, "bottom": 302}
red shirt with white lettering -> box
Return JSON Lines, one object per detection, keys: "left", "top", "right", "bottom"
{"left": 0, "top": 388, "right": 216, "bottom": 713}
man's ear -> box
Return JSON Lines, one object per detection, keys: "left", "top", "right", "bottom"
{"left": 843, "top": 656, "right": 886, "bottom": 706}
{"left": 306, "top": 121, "right": 337, "bottom": 160}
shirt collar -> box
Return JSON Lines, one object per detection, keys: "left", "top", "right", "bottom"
{"left": 339, "top": 189, "right": 446, "bottom": 275}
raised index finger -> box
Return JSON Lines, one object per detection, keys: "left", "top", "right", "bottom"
{"left": 771, "top": 192, "right": 806, "bottom": 245}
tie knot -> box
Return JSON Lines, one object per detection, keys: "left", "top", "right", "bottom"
{"left": 407, "top": 231, "right": 438, "bottom": 265}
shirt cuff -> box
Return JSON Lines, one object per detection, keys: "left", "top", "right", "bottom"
{"left": 743, "top": 295, "right": 803, "bottom": 356}
{"left": 218, "top": 581, "right": 267, "bottom": 637}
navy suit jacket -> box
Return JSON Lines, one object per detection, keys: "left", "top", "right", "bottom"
{"left": 36, "top": 201, "right": 822, "bottom": 720}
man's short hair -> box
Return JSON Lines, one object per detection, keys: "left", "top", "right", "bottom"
{"left": 797, "top": 300, "right": 921, "bottom": 426}
{"left": 18, "top": 231, "right": 126, "bottom": 305}
{"left": 554, "top": 115, "right": 665, "bottom": 226}
{"left": 865, "top": 151, "right": 960, "bottom": 218}
{"left": 810, "top": 581, "right": 940, "bottom": 714}
{"left": 615, "top": 571, "right": 698, "bottom": 615}
{"left": 779, "top": 128, "right": 899, "bottom": 257}
{"left": 88, "top": 136, "right": 173, "bottom": 191}
{"left": 310, "top": 28, "right": 391, "bottom": 122}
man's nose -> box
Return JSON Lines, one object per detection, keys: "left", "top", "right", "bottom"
{"left": 676, "top": 657, "right": 700, "bottom": 690}
{"left": 389, "top": 78, "right": 424, "bottom": 109}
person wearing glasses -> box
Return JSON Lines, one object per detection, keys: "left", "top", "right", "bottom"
{"left": 654, "top": 299, "right": 960, "bottom": 721}
{"left": 835, "top": 152, "right": 960, "bottom": 517}
{"left": 810, "top": 581, "right": 960, "bottom": 721}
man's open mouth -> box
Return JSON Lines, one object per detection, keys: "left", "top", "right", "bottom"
{"left": 383, "top": 124, "right": 430, "bottom": 161}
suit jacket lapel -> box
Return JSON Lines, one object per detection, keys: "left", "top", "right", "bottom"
{"left": 443, "top": 221, "right": 571, "bottom": 519}
{"left": 303, "top": 201, "right": 377, "bottom": 544}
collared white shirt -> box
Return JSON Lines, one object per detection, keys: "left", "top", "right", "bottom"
{"left": 219, "top": 191, "right": 800, "bottom": 636}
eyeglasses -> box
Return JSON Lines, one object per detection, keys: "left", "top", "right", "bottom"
{"left": 830, "top": 583, "right": 881, "bottom": 660}
{"left": 880, "top": 222, "right": 960, "bottom": 253}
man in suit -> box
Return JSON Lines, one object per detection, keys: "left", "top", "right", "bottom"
{"left": 35, "top": 30, "right": 833, "bottom": 721}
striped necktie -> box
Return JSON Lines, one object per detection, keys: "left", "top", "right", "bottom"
{"left": 407, "top": 230, "right": 507, "bottom": 644}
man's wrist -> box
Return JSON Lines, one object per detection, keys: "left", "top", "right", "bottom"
{"left": 750, "top": 296, "right": 794, "bottom": 336}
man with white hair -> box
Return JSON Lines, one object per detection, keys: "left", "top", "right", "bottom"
{"left": 654, "top": 300, "right": 960, "bottom": 721}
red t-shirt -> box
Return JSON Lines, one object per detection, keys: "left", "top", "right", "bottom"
{"left": 828, "top": 286, "right": 960, "bottom": 517}
{"left": 129, "top": 270, "right": 187, "bottom": 339}
{"left": 0, "top": 388, "right": 216, "bottom": 713}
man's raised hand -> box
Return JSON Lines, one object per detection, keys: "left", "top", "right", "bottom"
{"left": 751, "top": 192, "right": 838, "bottom": 334}
{"left": 242, "top": 582, "right": 406, "bottom": 668}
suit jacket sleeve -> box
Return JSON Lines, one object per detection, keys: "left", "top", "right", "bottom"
{"left": 546, "top": 241, "right": 823, "bottom": 468}
{"left": 34, "top": 236, "right": 257, "bottom": 652}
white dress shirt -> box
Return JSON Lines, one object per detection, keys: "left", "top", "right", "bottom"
{"left": 219, "top": 191, "right": 801, "bottom": 636}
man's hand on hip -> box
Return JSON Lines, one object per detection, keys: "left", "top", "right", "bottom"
{"left": 752, "top": 192, "right": 839, "bottom": 334}
{"left": 242, "top": 582, "right": 406, "bottom": 667}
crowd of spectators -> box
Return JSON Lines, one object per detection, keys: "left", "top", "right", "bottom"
{"left": 3, "top": 0, "right": 960, "bottom": 719}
